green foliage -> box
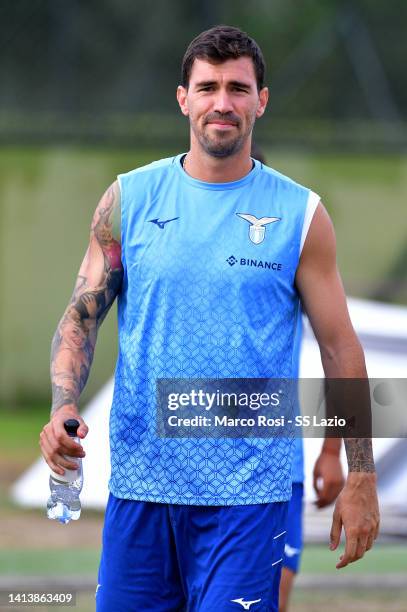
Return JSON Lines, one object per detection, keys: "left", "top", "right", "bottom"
{"left": 0, "top": 1, "right": 406, "bottom": 121}
{"left": 0, "top": 405, "right": 49, "bottom": 455}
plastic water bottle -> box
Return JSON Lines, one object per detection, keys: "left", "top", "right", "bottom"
{"left": 47, "top": 418, "right": 83, "bottom": 524}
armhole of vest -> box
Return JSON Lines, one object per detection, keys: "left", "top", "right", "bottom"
{"left": 299, "top": 191, "right": 320, "bottom": 255}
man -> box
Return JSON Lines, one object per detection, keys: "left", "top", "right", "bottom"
{"left": 250, "top": 145, "right": 345, "bottom": 612}
{"left": 40, "top": 25, "right": 379, "bottom": 611}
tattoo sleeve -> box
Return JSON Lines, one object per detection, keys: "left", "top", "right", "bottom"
{"left": 50, "top": 182, "right": 123, "bottom": 414}
{"left": 344, "top": 438, "right": 375, "bottom": 473}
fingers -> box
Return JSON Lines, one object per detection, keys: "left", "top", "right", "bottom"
{"left": 337, "top": 528, "right": 375, "bottom": 569}
{"left": 40, "top": 427, "right": 82, "bottom": 472}
{"left": 52, "top": 410, "right": 88, "bottom": 444}
{"left": 361, "top": 521, "right": 379, "bottom": 554}
{"left": 374, "top": 516, "right": 381, "bottom": 540}
{"left": 39, "top": 411, "right": 88, "bottom": 473}
{"left": 336, "top": 533, "right": 357, "bottom": 569}
{"left": 335, "top": 518, "right": 380, "bottom": 568}
{"left": 39, "top": 432, "right": 65, "bottom": 475}
{"left": 366, "top": 534, "right": 375, "bottom": 552}
{"left": 40, "top": 434, "right": 79, "bottom": 473}
{"left": 331, "top": 477, "right": 380, "bottom": 569}
{"left": 41, "top": 422, "right": 78, "bottom": 458}
{"left": 356, "top": 534, "right": 368, "bottom": 559}
{"left": 77, "top": 418, "right": 89, "bottom": 439}
{"left": 329, "top": 507, "right": 342, "bottom": 551}
{"left": 50, "top": 420, "right": 84, "bottom": 456}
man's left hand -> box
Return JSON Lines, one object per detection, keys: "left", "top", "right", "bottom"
{"left": 329, "top": 472, "right": 380, "bottom": 569}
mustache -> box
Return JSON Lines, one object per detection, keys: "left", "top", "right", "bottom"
{"left": 204, "top": 112, "right": 240, "bottom": 126}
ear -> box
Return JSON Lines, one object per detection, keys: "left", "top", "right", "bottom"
{"left": 256, "top": 86, "right": 269, "bottom": 119}
{"left": 177, "top": 85, "right": 189, "bottom": 116}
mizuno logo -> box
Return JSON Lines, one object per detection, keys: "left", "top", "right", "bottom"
{"left": 284, "top": 544, "right": 301, "bottom": 557}
{"left": 149, "top": 217, "right": 179, "bottom": 229}
{"left": 237, "top": 213, "right": 280, "bottom": 245}
{"left": 231, "top": 597, "right": 262, "bottom": 609}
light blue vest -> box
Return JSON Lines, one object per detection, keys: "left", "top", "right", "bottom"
{"left": 110, "top": 154, "right": 310, "bottom": 505}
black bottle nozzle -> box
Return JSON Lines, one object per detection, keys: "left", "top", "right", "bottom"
{"left": 64, "top": 419, "right": 80, "bottom": 437}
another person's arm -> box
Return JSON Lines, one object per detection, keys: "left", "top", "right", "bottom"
{"left": 40, "top": 181, "right": 123, "bottom": 475}
{"left": 296, "top": 202, "right": 380, "bottom": 569}
{"left": 313, "top": 437, "right": 344, "bottom": 508}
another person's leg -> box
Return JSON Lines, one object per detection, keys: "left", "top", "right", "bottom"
{"left": 279, "top": 568, "right": 295, "bottom": 612}
{"left": 279, "top": 483, "right": 304, "bottom": 612}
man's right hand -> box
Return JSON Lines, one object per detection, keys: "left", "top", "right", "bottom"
{"left": 40, "top": 406, "right": 88, "bottom": 476}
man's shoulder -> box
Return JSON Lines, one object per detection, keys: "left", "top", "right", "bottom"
{"left": 260, "top": 162, "right": 309, "bottom": 194}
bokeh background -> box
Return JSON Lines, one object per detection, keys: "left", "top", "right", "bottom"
{"left": 1, "top": 1, "right": 406, "bottom": 610}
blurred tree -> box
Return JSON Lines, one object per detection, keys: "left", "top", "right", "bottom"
{"left": 0, "top": 0, "right": 405, "bottom": 121}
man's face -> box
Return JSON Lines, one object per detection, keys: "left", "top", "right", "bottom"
{"left": 177, "top": 57, "right": 268, "bottom": 158}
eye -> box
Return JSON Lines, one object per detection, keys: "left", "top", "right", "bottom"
{"left": 199, "top": 86, "right": 214, "bottom": 92}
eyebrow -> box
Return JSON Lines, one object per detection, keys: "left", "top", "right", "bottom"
{"left": 194, "top": 80, "right": 252, "bottom": 90}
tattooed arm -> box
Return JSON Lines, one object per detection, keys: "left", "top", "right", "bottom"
{"left": 40, "top": 182, "right": 123, "bottom": 475}
{"left": 296, "top": 202, "right": 380, "bottom": 569}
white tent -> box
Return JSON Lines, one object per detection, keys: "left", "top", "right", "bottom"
{"left": 12, "top": 298, "right": 407, "bottom": 514}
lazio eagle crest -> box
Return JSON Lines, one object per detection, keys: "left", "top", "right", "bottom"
{"left": 236, "top": 213, "right": 280, "bottom": 245}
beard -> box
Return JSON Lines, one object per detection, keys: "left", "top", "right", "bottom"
{"left": 191, "top": 111, "right": 255, "bottom": 158}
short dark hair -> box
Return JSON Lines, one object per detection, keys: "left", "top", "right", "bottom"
{"left": 181, "top": 25, "right": 266, "bottom": 91}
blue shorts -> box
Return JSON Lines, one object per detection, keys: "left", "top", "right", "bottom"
{"left": 282, "top": 482, "right": 304, "bottom": 574}
{"left": 96, "top": 494, "right": 288, "bottom": 612}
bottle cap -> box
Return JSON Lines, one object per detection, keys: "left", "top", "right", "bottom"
{"left": 64, "top": 419, "right": 80, "bottom": 437}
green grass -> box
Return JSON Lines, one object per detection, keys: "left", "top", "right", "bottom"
{"left": 0, "top": 549, "right": 99, "bottom": 576}
{"left": 301, "top": 544, "right": 407, "bottom": 574}
{"left": 1, "top": 545, "right": 405, "bottom": 577}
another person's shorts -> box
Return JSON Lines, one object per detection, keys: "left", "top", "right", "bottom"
{"left": 282, "top": 482, "right": 304, "bottom": 574}
{"left": 96, "top": 493, "right": 289, "bottom": 611}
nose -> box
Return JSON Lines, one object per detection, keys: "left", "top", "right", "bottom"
{"left": 212, "top": 89, "right": 234, "bottom": 114}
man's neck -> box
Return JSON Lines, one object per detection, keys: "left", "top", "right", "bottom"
{"left": 183, "top": 143, "right": 253, "bottom": 183}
